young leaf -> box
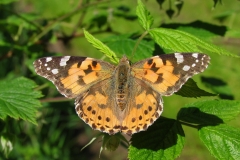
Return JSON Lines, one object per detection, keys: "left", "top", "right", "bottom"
{"left": 175, "top": 78, "right": 216, "bottom": 98}
{"left": 149, "top": 28, "right": 238, "bottom": 57}
{"left": 128, "top": 117, "right": 185, "bottom": 160}
{"left": 83, "top": 29, "right": 118, "bottom": 63}
{"left": 177, "top": 100, "right": 240, "bottom": 125}
{"left": 199, "top": 124, "right": 240, "bottom": 160}
{"left": 0, "top": 77, "right": 42, "bottom": 124}
{"left": 136, "top": 0, "right": 154, "bottom": 30}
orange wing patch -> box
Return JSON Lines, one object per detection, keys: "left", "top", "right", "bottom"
{"left": 121, "top": 79, "right": 163, "bottom": 135}
{"left": 75, "top": 80, "right": 122, "bottom": 135}
{"left": 133, "top": 58, "right": 180, "bottom": 93}
{"left": 60, "top": 61, "right": 111, "bottom": 97}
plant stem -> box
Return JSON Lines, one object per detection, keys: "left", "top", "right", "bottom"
{"left": 179, "top": 121, "right": 199, "bottom": 129}
{"left": 29, "top": 0, "right": 113, "bottom": 45}
{"left": 130, "top": 30, "right": 149, "bottom": 59}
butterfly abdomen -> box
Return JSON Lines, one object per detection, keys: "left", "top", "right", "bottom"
{"left": 115, "top": 57, "right": 131, "bottom": 111}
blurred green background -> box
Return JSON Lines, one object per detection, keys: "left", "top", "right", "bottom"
{"left": 0, "top": 0, "right": 240, "bottom": 159}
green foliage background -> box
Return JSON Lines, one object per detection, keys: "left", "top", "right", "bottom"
{"left": 0, "top": 0, "right": 240, "bottom": 160}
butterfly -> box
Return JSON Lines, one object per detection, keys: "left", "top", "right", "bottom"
{"left": 33, "top": 53, "right": 210, "bottom": 135}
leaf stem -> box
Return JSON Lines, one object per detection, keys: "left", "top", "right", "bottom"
{"left": 34, "top": 83, "right": 49, "bottom": 91}
{"left": 179, "top": 120, "right": 199, "bottom": 129}
{"left": 130, "top": 30, "right": 149, "bottom": 59}
{"left": 70, "top": 0, "right": 86, "bottom": 36}
{"left": 40, "top": 97, "right": 71, "bottom": 103}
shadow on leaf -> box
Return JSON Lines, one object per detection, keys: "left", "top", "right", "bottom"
{"left": 160, "top": 20, "right": 227, "bottom": 36}
{"left": 152, "top": 42, "right": 166, "bottom": 56}
{"left": 177, "top": 107, "right": 224, "bottom": 126}
{"left": 130, "top": 117, "right": 184, "bottom": 151}
{"left": 201, "top": 76, "right": 234, "bottom": 100}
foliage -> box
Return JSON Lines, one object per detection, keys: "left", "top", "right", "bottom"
{"left": 0, "top": 77, "right": 42, "bottom": 125}
{"left": 0, "top": 0, "right": 239, "bottom": 159}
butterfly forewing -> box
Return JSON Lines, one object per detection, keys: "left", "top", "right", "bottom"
{"left": 132, "top": 53, "right": 210, "bottom": 96}
{"left": 34, "top": 56, "right": 115, "bottom": 98}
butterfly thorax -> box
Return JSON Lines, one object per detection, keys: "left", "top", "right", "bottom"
{"left": 114, "top": 56, "right": 131, "bottom": 111}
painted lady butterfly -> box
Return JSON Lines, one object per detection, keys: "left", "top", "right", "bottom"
{"left": 34, "top": 53, "right": 210, "bottom": 135}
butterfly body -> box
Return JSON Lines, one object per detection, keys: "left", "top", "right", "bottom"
{"left": 114, "top": 55, "right": 131, "bottom": 111}
{"left": 34, "top": 53, "right": 210, "bottom": 135}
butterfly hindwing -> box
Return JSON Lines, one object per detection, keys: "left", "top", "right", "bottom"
{"left": 75, "top": 79, "right": 123, "bottom": 135}
{"left": 121, "top": 78, "right": 163, "bottom": 135}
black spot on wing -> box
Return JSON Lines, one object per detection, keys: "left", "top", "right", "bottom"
{"left": 156, "top": 73, "right": 163, "bottom": 83}
{"left": 147, "top": 59, "right": 153, "bottom": 65}
{"left": 92, "top": 61, "right": 98, "bottom": 68}
{"left": 83, "top": 65, "right": 93, "bottom": 75}
{"left": 77, "top": 75, "right": 86, "bottom": 85}
{"left": 150, "top": 63, "right": 159, "bottom": 72}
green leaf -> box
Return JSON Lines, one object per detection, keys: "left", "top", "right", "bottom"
{"left": 128, "top": 118, "right": 185, "bottom": 160}
{"left": 199, "top": 124, "right": 240, "bottom": 160}
{"left": 212, "top": 0, "right": 222, "bottom": 8}
{"left": 226, "top": 29, "right": 240, "bottom": 38}
{"left": 176, "top": 78, "right": 216, "bottom": 98}
{"left": 83, "top": 29, "right": 118, "bottom": 63}
{"left": 89, "top": 14, "right": 108, "bottom": 29}
{"left": 136, "top": 0, "right": 154, "bottom": 30}
{"left": 6, "top": 14, "right": 40, "bottom": 30}
{"left": 177, "top": 26, "right": 216, "bottom": 40}
{"left": 177, "top": 100, "right": 240, "bottom": 125}
{"left": 104, "top": 35, "right": 155, "bottom": 62}
{"left": 149, "top": 28, "right": 238, "bottom": 57}
{"left": 0, "top": 77, "right": 42, "bottom": 124}
{"left": 214, "top": 10, "right": 235, "bottom": 23}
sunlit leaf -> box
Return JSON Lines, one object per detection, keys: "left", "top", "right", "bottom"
{"left": 199, "top": 124, "right": 240, "bottom": 160}
{"left": 0, "top": 77, "right": 42, "bottom": 124}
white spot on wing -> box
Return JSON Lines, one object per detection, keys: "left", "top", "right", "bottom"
{"left": 44, "top": 64, "right": 47, "bottom": 66}
{"left": 183, "top": 65, "right": 190, "bottom": 71}
{"left": 46, "top": 57, "right": 52, "bottom": 62}
{"left": 174, "top": 53, "right": 184, "bottom": 64}
{"left": 192, "top": 53, "right": 198, "bottom": 58}
{"left": 192, "top": 63, "right": 196, "bottom": 67}
{"left": 38, "top": 59, "right": 42, "bottom": 64}
{"left": 52, "top": 69, "right": 59, "bottom": 74}
{"left": 47, "top": 67, "right": 50, "bottom": 70}
{"left": 60, "top": 56, "right": 71, "bottom": 66}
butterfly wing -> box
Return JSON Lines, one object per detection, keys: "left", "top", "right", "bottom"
{"left": 120, "top": 53, "right": 210, "bottom": 135}
{"left": 131, "top": 53, "right": 210, "bottom": 96}
{"left": 121, "top": 78, "right": 163, "bottom": 135}
{"left": 33, "top": 56, "right": 115, "bottom": 98}
{"left": 75, "top": 79, "right": 123, "bottom": 135}
{"left": 34, "top": 56, "right": 122, "bottom": 134}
